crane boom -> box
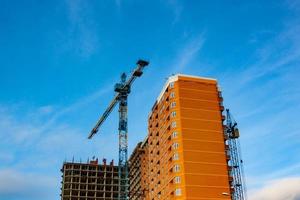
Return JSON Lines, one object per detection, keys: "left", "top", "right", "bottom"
{"left": 88, "top": 95, "right": 118, "bottom": 139}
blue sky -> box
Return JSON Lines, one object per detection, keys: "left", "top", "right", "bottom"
{"left": 0, "top": 0, "right": 300, "bottom": 199}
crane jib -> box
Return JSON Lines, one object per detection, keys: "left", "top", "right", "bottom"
{"left": 88, "top": 95, "right": 119, "bottom": 139}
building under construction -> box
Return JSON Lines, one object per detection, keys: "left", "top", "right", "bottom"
{"left": 128, "top": 74, "right": 246, "bottom": 200}
{"left": 60, "top": 159, "right": 119, "bottom": 200}
{"left": 128, "top": 139, "right": 149, "bottom": 200}
{"left": 61, "top": 73, "right": 246, "bottom": 200}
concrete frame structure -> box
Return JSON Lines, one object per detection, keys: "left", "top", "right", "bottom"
{"left": 60, "top": 159, "right": 119, "bottom": 200}
{"left": 129, "top": 139, "right": 149, "bottom": 200}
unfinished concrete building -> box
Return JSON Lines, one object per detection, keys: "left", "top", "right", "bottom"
{"left": 60, "top": 159, "right": 119, "bottom": 200}
{"left": 129, "top": 142, "right": 143, "bottom": 199}
{"left": 129, "top": 139, "right": 149, "bottom": 200}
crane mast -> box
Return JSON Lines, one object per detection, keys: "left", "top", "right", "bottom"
{"left": 116, "top": 72, "right": 130, "bottom": 200}
{"left": 88, "top": 60, "right": 149, "bottom": 200}
{"left": 225, "top": 109, "right": 247, "bottom": 200}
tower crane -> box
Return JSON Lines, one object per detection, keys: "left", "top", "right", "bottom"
{"left": 88, "top": 60, "right": 149, "bottom": 200}
{"left": 225, "top": 109, "right": 247, "bottom": 200}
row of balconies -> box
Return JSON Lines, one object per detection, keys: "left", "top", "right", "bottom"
{"left": 148, "top": 153, "right": 181, "bottom": 194}
{"left": 149, "top": 115, "right": 171, "bottom": 141}
{"left": 149, "top": 84, "right": 173, "bottom": 120}
{"left": 128, "top": 173, "right": 141, "bottom": 189}
{"left": 149, "top": 87, "right": 176, "bottom": 131}
{"left": 148, "top": 130, "right": 181, "bottom": 198}
{"left": 149, "top": 171, "right": 179, "bottom": 196}
{"left": 129, "top": 184, "right": 142, "bottom": 194}
{"left": 148, "top": 137, "right": 178, "bottom": 166}
{"left": 148, "top": 182, "right": 178, "bottom": 200}
{"left": 148, "top": 135, "right": 178, "bottom": 195}
{"left": 148, "top": 123, "right": 180, "bottom": 188}
{"left": 129, "top": 164, "right": 141, "bottom": 176}
{"left": 148, "top": 121, "right": 175, "bottom": 151}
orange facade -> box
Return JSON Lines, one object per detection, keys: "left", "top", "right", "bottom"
{"left": 146, "top": 74, "right": 231, "bottom": 200}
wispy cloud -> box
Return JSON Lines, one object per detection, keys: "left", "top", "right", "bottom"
{"left": 60, "top": 0, "right": 99, "bottom": 58}
{"left": 214, "top": 6, "right": 300, "bottom": 197}
{"left": 171, "top": 33, "right": 205, "bottom": 72}
{"left": 166, "top": 0, "right": 183, "bottom": 24}
{"left": 40, "top": 86, "right": 111, "bottom": 132}
{"left": 249, "top": 177, "right": 300, "bottom": 200}
{"left": 0, "top": 129, "right": 114, "bottom": 200}
{"left": 232, "top": 22, "right": 300, "bottom": 88}
{"left": 247, "top": 162, "right": 300, "bottom": 189}
{"left": 0, "top": 86, "right": 115, "bottom": 199}
{"left": 0, "top": 169, "right": 57, "bottom": 200}
{"left": 0, "top": 86, "right": 110, "bottom": 146}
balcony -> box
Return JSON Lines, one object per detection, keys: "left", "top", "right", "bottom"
{"left": 220, "top": 105, "right": 225, "bottom": 111}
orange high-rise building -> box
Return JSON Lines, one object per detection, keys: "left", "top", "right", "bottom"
{"left": 144, "top": 74, "right": 231, "bottom": 200}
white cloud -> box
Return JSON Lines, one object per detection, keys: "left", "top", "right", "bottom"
{"left": 0, "top": 85, "right": 111, "bottom": 147}
{"left": 216, "top": 8, "right": 300, "bottom": 199}
{"left": 171, "top": 33, "right": 205, "bottom": 73}
{"left": 166, "top": 0, "right": 183, "bottom": 24}
{"left": 40, "top": 86, "right": 111, "bottom": 131}
{"left": 0, "top": 85, "right": 115, "bottom": 199}
{"left": 234, "top": 22, "right": 300, "bottom": 87}
{"left": 246, "top": 162, "right": 300, "bottom": 189}
{"left": 61, "top": 0, "right": 99, "bottom": 58}
{"left": 249, "top": 177, "right": 300, "bottom": 200}
{"left": 0, "top": 169, "right": 57, "bottom": 198}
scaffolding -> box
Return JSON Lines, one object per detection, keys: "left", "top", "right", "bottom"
{"left": 225, "top": 109, "right": 247, "bottom": 200}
